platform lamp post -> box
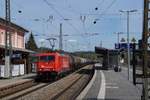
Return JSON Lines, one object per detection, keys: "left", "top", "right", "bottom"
{"left": 119, "top": 9, "right": 137, "bottom": 80}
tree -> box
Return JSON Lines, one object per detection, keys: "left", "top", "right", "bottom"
{"left": 26, "top": 32, "right": 38, "bottom": 51}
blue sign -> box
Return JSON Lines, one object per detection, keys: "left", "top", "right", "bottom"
{"left": 115, "top": 43, "right": 133, "bottom": 50}
{"left": 12, "top": 54, "right": 22, "bottom": 59}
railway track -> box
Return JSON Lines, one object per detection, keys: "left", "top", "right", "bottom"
{"left": 51, "top": 67, "right": 93, "bottom": 100}
{"left": 13, "top": 64, "right": 94, "bottom": 100}
{"left": 0, "top": 64, "right": 94, "bottom": 100}
{"left": 1, "top": 82, "right": 50, "bottom": 100}
{"left": 0, "top": 79, "right": 36, "bottom": 98}
{"left": 0, "top": 78, "right": 52, "bottom": 100}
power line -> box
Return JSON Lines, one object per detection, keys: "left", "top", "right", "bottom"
{"left": 82, "top": 12, "right": 142, "bottom": 16}
{"left": 43, "top": 0, "right": 81, "bottom": 34}
{"left": 95, "top": 0, "right": 105, "bottom": 11}
{"left": 11, "top": 13, "right": 142, "bottom": 23}
{"left": 95, "top": 0, "right": 118, "bottom": 22}
{"left": 87, "top": 0, "right": 118, "bottom": 30}
{"left": 53, "top": 0, "right": 105, "bottom": 16}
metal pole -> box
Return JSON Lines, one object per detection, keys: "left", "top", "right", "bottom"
{"left": 118, "top": 33, "right": 120, "bottom": 68}
{"left": 127, "top": 11, "right": 130, "bottom": 80}
{"left": 107, "top": 50, "right": 109, "bottom": 69}
{"left": 59, "top": 23, "right": 63, "bottom": 50}
{"left": 117, "top": 33, "right": 120, "bottom": 68}
{"left": 4, "top": 0, "right": 11, "bottom": 78}
{"left": 117, "top": 33, "right": 119, "bottom": 45}
{"left": 142, "top": 0, "right": 149, "bottom": 99}
{"left": 132, "top": 43, "right": 136, "bottom": 85}
{"left": 120, "top": 10, "right": 137, "bottom": 80}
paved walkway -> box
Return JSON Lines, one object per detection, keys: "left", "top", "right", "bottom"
{"left": 0, "top": 73, "right": 36, "bottom": 88}
{"left": 77, "top": 64, "right": 141, "bottom": 100}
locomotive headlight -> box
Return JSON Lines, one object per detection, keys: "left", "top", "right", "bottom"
{"left": 41, "top": 65, "right": 45, "bottom": 68}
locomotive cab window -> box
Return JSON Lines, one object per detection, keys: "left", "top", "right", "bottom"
{"left": 31, "top": 56, "right": 39, "bottom": 62}
{"left": 48, "top": 56, "right": 55, "bottom": 61}
{"left": 40, "top": 56, "right": 55, "bottom": 62}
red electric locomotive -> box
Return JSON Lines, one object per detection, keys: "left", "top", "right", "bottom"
{"left": 32, "top": 52, "right": 71, "bottom": 80}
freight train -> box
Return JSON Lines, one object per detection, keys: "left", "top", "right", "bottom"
{"left": 31, "top": 52, "right": 90, "bottom": 80}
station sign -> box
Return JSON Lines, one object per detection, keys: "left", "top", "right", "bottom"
{"left": 115, "top": 43, "right": 133, "bottom": 50}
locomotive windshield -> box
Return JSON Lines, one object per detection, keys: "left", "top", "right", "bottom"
{"left": 40, "top": 56, "right": 55, "bottom": 62}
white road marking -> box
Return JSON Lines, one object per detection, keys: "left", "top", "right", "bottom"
{"left": 106, "top": 86, "right": 119, "bottom": 89}
{"left": 106, "top": 83, "right": 117, "bottom": 85}
{"left": 106, "top": 83, "right": 119, "bottom": 89}
{"left": 76, "top": 69, "right": 97, "bottom": 99}
{"left": 97, "top": 71, "right": 106, "bottom": 99}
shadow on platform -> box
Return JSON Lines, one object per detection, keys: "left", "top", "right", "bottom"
{"left": 77, "top": 69, "right": 94, "bottom": 75}
{"left": 94, "top": 66, "right": 104, "bottom": 70}
{"left": 22, "top": 74, "right": 37, "bottom": 79}
{"left": 94, "top": 66, "right": 110, "bottom": 71}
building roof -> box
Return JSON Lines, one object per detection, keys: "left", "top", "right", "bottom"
{"left": 95, "top": 46, "right": 118, "bottom": 55}
{"left": 0, "top": 44, "right": 34, "bottom": 53}
{"left": 0, "top": 18, "right": 28, "bottom": 32}
{"left": 95, "top": 47, "right": 108, "bottom": 54}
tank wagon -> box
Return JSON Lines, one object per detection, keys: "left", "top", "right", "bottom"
{"left": 31, "top": 52, "right": 89, "bottom": 80}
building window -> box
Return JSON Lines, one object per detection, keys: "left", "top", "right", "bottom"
{"left": 0, "top": 32, "right": 3, "bottom": 44}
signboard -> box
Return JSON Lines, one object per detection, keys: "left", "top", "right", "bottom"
{"left": 115, "top": 43, "right": 133, "bottom": 50}
{"left": 12, "top": 54, "right": 22, "bottom": 59}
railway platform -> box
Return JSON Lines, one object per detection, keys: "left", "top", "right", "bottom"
{"left": 77, "top": 63, "right": 141, "bottom": 100}
{"left": 0, "top": 73, "right": 36, "bottom": 88}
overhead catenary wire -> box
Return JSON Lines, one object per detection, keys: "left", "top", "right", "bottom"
{"left": 82, "top": 12, "right": 142, "bottom": 16}
{"left": 95, "top": 0, "right": 105, "bottom": 11}
{"left": 42, "top": 0, "right": 81, "bottom": 34}
{"left": 86, "top": 0, "right": 118, "bottom": 30}
{"left": 95, "top": 0, "right": 118, "bottom": 21}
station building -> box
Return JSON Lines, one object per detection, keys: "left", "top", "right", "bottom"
{"left": 0, "top": 18, "right": 33, "bottom": 77}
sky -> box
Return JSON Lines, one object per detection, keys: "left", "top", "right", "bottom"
{"left": 0, "top": 0, "right": 143, "bottom": 52}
